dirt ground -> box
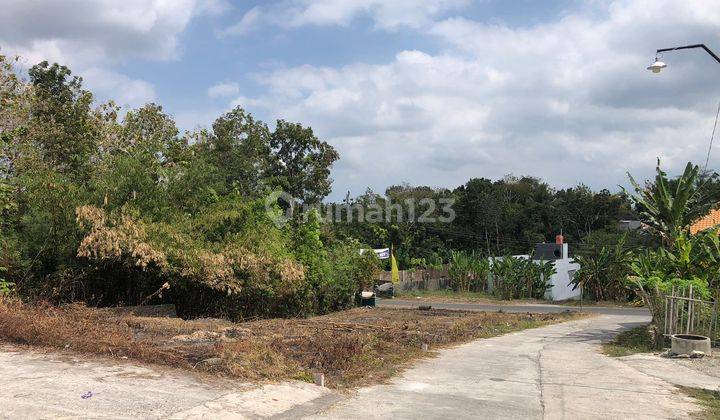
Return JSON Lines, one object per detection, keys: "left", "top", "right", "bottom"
{"left": 0, "top": 298, "right": 582, "bottom": 388}
{"left": 673, "top": 353, "right": 720, "bottom": 379}
{"left": 394, "top": 289, "right": 641, "bottom": 308}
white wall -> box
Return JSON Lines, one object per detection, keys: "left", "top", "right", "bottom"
{"left": 486, "top": 256, "right": 581, "bottom": 301}
{"left": 544, "top": 258, "right": 581, "bottom": 301}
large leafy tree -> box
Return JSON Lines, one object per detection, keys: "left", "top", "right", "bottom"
{"left": 201, "top": 107, "right": 272, "bottom": 197}
{"left": 571, "top": 236, "right": 633, "bottom": 301}
{"left": 551, "top": 185, "right": 628, "bottom": 243}
{"left": 269, "top": 120, "right": 339, "bottom": 204}
{"left": 25, "top": 61, "right": 100, "bottom": 179}
{"left": 2, "top": 61, "right": 103, "bottom": 278}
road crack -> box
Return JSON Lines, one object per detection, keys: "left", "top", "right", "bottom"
{"left": 535, "top": 343, "right": 551, "bottom": 419}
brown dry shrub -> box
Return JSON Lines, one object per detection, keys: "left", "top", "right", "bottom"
{"left": 75, "top": 205, "right": 305, "bottom": 299}
{"left": 76, "top": 205, "right": 167, "bottom": 270}
{"left": 219, "top": 339, "right": 299, "bottom": 380}
{"left": 0, "top": 299, "right": 581, "bottom": 388}
{"left": 0, "top": 298, "right": 187, "bottom": 366}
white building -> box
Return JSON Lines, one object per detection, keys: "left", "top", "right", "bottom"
{"left": 487, "top": 241, "right": 581, "bottom": 302}
{"left": 535, "top": 242, "right": 581, "bottom": 301}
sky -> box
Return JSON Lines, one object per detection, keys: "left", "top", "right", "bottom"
{"left": 2, "top": 0, "right": 720, "bottom": 201}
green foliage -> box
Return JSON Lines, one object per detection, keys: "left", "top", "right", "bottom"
{"left": 409, "top": 255, "right": 443, "bottom": 270}
{"left": 270, "top": 120, "right": 340, "bottom": 204}
{"left": 0, "top": 57, "right": 352, "bottom": 319}
{"left": 197, "top": 108, "right": 340, "bottom": 204}
{"left": 0, "top": 266, "right": 13, "bottom": 295}
{"left": 619, "top": 160, "right": 720, "bottom": 326}
{"left": 626, "top": 160, "right": 708, "bottom": 244}
{"left": 448, "top": 250, "right": 489, "bottom": 292}
{"left": 200, "top": 107, "right": 272, "bottom": 197}
{"left": 292, "top": 210, "right": 381, "bottom": 313}
{"left": 627, "top": 231, "right": 720, "bottom": 323}
{"left": 490, "top": 255, "right": 554, "bottom": 300}
{"left": 571, "top": 235, "right": 633, "bottom": 301}
{"left": 326, "top": 240, "right": 381, "bottom": 311}
{"left": 26, "top": 61, "right": 100, "bottom": 178}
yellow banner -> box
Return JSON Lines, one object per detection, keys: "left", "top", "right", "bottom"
{"left": 391, "top": 245, "right": 400, "bottom": 283}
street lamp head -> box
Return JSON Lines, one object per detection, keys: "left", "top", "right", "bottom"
{"left": 647, "top": 58, "right": 667, "bottom": 73}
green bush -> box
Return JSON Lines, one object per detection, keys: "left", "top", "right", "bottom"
{"left": 490, "top": 255, "right": 554, "bottom": 300}
{"left": 627, "top": 231, "right": 718, "bottom": 325}
{"left": 571, "top": 235, "right": 633, "bottom": 301}
{"left": 448, "top": 250, "right": 488, "bottom": 292}
{"left": 1, "top": 56, "right": 365, "bottom": 319}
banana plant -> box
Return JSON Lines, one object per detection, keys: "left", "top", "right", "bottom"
{"left": 625, "top": 160, "right": 707, "bottom": 246}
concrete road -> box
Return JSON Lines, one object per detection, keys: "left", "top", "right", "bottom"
{"left": 0, "top": 311, "right": 705, "bottom": 419}
{"left": 378, "top": 298, "right": 650, "bottom": 316}
{"left": 0, "top": 345, "right": 337, "bottom": 419}
{"left": 311, "top": 313, "right": 702, "bottom": 419}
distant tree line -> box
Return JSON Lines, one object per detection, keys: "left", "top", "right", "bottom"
{"left": 326, "top": 169, "right": 720, "bottom": 271}
{"left": 3, "top": 55, "right": 720, "bottom": 315}
{"left": 0, "top": 56, "right": 376, "bottom": 319}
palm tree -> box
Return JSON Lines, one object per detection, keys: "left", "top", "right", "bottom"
{"left": 626, "top": 160, "right": 709, "bottom": 246}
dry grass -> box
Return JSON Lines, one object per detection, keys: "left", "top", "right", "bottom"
{"left": 0, "top": 298, "right": 582, "bottom": 388}
{"left": 395, "top": 289, "right": 641, "bottom": 308}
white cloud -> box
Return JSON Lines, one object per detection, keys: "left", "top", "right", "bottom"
{"left": 208, "top": 82, "right": 240, "bottom": 98}
{"left": 223, "top": 6, "right": 264, "bottom": 36}
{"left": 195, "top": 0, "right": 232, "bottom": 16}
{"left": 0, "top": 0, "right": 200, "bottom": 64}
{"left": 82, "top": 67, "right": 157, "bottom": 108}
{"left": 223, "top": 0, "right": 469, "bottom": 35}
{"left": 231, "top": 0, "right": 720, "bottom": 199}
{"left": 0, "top": 0, "right": 216, "bottom": 109}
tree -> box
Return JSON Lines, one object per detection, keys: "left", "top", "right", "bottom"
{"left": 92, "top": 104, "right": 181, "bottom": 217}
{"left": 489, "top": 255, "right": 553, "bottom": 300}
{"left": 448, "top": 250, "right": 489, "bottom": 292}
{"left": 26, "top": 61, "right": 100, "bottom": 179}
{"left": 627, "top": 230, "right": 718, "bottom": 341}
{"left": 201, "top": 107, "right": 272, "bottom": 197}
{"left": 626, "top": 161, "right": 708, "bottom": 245}
{"left": 269, "top": 120, "right": 339, "bottom": 204}
{"left": 551, "top": 185, "right": 627, "bottom": 243}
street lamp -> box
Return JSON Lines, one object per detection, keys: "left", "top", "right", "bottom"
{"left": 648, "top": 43, "right": 720, "bottom": 174}
{"left": 648, "top": 43, "right": 720, "bottom": 74}
{"left": 647, "top": 59, "right": 666, "bottom": 73}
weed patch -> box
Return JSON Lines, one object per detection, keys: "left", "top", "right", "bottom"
{"left": 678, "top": 386, "right": 720, "bottom": 419}
{"left": 601, "top": 324, "right": 655, "bottom": 357}
{"left": 0, "top": 298, "right": 583, "bottom": 388}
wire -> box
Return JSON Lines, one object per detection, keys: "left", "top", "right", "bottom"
{"left": 420, "top": 224, "right": 634, "bottom": 249}
{"left": 703, "top": 99, "right": 720, "bottom": 174}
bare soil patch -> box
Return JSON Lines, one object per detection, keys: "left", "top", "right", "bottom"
{"left": 0, "top": 298, "right": 582, "bottom": 388}
{"left": 395, "top": 289, "right": 641, "bottom": 308}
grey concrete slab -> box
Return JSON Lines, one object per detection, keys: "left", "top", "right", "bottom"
{"left": 0, "top": 346, "right": 330, "bottom": 419}
{"left": 0, "top": 312, "right": 708, "bottom": 419}
{"left": 311, "top": 314, "right": 702, "bottom": 419}
{"left": 378, "top": 298, "right": 650, "bottom": 316}
{"left": 620, "top": 353, "right": 720, "bottom": 391}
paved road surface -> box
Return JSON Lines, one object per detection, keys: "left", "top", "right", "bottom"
{"left": 0, "top": 346, "right": 336, "bottom": 419}
{"left": 378, "top": 298, "right": 650, "bottom": 316}
{"left": 313, "top": 313, "right": 701, "bottom": 419}
{"left": 0, "top": 308, "right": 705, "bottom": 419}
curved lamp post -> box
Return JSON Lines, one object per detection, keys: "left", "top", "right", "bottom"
{"left": 648, "top": 44, "right": 720, "bottom": 73}
{"left": 648, "top": 44, "right": 720, "bottom": 173}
